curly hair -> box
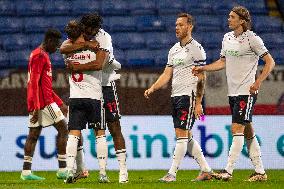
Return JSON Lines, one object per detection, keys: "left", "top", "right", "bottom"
{"left": 232, "top": 6, "right": 251, "bottom": 31}
{"left": 80, "top": 13, "right": 103, "bottom": 29}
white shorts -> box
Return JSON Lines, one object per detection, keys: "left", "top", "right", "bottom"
{"left": 29, "top": 102, "right": 65, "bottom": 128}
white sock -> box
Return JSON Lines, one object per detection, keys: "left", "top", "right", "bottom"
{"left": 225, "top": 134, "right": 244, "bottom": 174}
{"left": 58, "top": 154, "right": 67, "bottom": 172}
{"left": 168, "top": 138, "right": 188, "bottom": 177}
{"left": 246, "top": 135, "right": 265, "bottom": 174}
{"left": 76, "top": 146, "right": 86, "bottom": 173}
{"left": 116, "top": 149, "right": 128, "bottom": 174}
{"left": 66, "top": 135, "right": 80, "bottom": 172}
{"left": 187, "top": 137, "right": 211, "bottom": 172}
{"left": 96, "top": 135, "right": 108, "bottom": 175}
{"left": 22, "top": 170, "right": 32, "bottom": 176}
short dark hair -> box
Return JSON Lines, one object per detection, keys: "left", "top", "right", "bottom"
{"left": 177, "top": 13, "right": 194, "bottom": 26}
{"left": 80, "top": 13, "right": 103, "bottom": 29}
{"left": 65, "top": 20, "right": 83, "bottom": 41}
{"left": 44, "top": 28, "right": 61, "bottom": 43}
{"left": 232, "top": 6, "right": 251, "bottom": 31}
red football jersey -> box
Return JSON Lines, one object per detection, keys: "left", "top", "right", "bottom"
{"left": 27, "top": 47, "right": 63, "bottom": 112}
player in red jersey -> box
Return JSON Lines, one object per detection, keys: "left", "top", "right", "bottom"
{"left": 21, "top": 29, "right": 68, "bottom": 181}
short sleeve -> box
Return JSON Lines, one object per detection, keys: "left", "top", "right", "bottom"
{"left": 166, "top": 49, "right": 173, "bottom": 67}
{"left": 220, "top": 35, "right": 226, "bottom": 58}
{"left": 96, "top": 33, "right": 112, "bottom": 52}
{"left": 193, "top": 45, "right": 206, "bottom": 66}
{"left": 250, "top": 34, "right": 269, "bottom": 58}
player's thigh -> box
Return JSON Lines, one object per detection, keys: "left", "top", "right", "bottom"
{"left": 68, "top": 99, "right": 88, "bottom": 130}
{"left": 29, "top": 103, "right": 65, "bottom": 128}
{"left": 102, "top": 84, "right": 121, "bottom": 124}
{"left": 172, "top": 95, "right": 195, "bottom": 130}
{"left": 86, "top": 99, "right": 103, "bottom": 130}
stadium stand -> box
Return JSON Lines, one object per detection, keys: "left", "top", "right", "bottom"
{"left": 0, "top": 0, "right": 283, "bottom": 69}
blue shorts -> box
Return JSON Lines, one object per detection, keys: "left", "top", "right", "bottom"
{"left": 171, "top": 94, "right": 196, "bottom": 130}
{"left": 68, "top": 98, "right": 103, "bottom": 130}
{"left": 229, "top": 94, "right": 257, "bottom": 125}
{"left": 102, "top": 81, "right": 121, "bottom": 123}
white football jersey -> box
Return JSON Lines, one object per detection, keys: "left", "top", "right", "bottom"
{"left": 95, "top": 29, "right": 121, "bottom": 86}
{"left": 65, "top": 49, "right": 102, "bottom": 100}
{"left": 167, "top": 38, "right": 206, "bottom": 97}
{"left": 220, "top": 30, "right": 268, "bottom": 96}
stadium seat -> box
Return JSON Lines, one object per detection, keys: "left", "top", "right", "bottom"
{"left": 16, "top": 0, "right": 44, "bottom": 16}
{"left": 113, "top": 49, "right": 126, "bottom": 65}
{"left": 185, "top": 0, "right": 213, "bottom": 15}
{"left": 48, "top": 16, "right": 74, "bottom": 32}
{"left": 0, "top": 0, "right": 16, "bottom": 16}
{"left": 0, "top": 17, "right": 24, "bottom": 34}
{"left": 236, "top": 0, "right": 267, "bottom": 14}
{"left": 44, "top": 0, "right": 71, "bottom": 15}
{"left": 71, "top": 0, "right": 100, "bottom": 15}
{"left": 0, "top": 51, "right": 10, "bottom": 67}
{"left": 195, "top": 16, "right": 223, "bottom": 32}
{"left": 106, "top": 16, "right": 136, "bottom": 32}
{"left": 27, "top": 34, "right": 44, "bottom": 49}
{"left": 112, "top": 33, "right": 145, "bottom": 50}
{"left": 24, "top": 17, "right": 51, "bottom": 33}
{"left": 160, "top": 15, "right": 177, "bottom": 32}
{"left": 9, "top": 50, "right": 30, "bottom": 67}
{"left": 100, "top": 0, "right": 130, "bottom": 16}
{"left": 153, "top": 49, "right": 169, "bottom": 67}
{"left": 136, "top": 16, "right": 165, "bottom": 32}
{"left": 145, "top": 32, "right": 176, "bottom": 49}
{"left": 156, "top": 0, "right": 185, "bottom": 15}
{"left": 200, "top": 32, "right": 223, "bottom": 50}
{"left": 253, "top": 16, "right": 282, "bottom": 33}
{"left": 271, "top": 49, "right": 284, "bottom": 65}
{"left": 2, "top": 34, "right": 29, "bottom": 51}
{"left": 50, "top": 53, "right": 64, "bottom": 68}
{"left": 261, "top": 33, "right": 284, "bottom": 50}
{"left": 129, "top": 0, "right": 156, "bottom": 15}
{"left": 126, "top": 50, "right": 155, "bottom": 67}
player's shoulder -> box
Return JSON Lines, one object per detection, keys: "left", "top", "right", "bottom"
{"left": 223, "top": 31, "right": 234, "bottom": 39}
{"left": 30, "top": 47, "right": 48, "bottom": 60}
{"left": 244, "top": 30, "right": 261, "bottom": 40}
{"left": 96, "top": 29, "right": 111, "bottom": 39}
{"left": 189, "top": 38, "right": 204, "bottom": 51}
{"left": 169, "top": 42, "right": 180, "bottom": 51}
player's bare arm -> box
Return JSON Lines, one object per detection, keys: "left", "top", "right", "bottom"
{"left": 192, "top": 58, "right": 226, "bottom": 75}
{"left": 195, "top": 72, "right": 206, "bottom": 120}
{"left": 249, "top": 53, "right": 275, "bottom": 94}
{"left": 144, "top": 66, "right": 173, "bottom": 99}
{"left": 67, "top": 50, "right": 109, "bottom": 72}
{"left": 59, "top": 39, "right": 99, "bottom": 54}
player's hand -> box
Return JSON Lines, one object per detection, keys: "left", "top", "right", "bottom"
{"left": 144, "top": 87, "right": 155, "bottom": 99}
{"left": 60, "top": 103, "right": 68, "bottom": 117}
{"left": 249, "top": 80, "right": 261, "bottom": 95}
{"left": 194, "top": 103, "right": 204, "bottom": 120}
{"left": 192, "top": 66, "right": 204, "bottom": 76}
{"left": 30, "top": 110, "right": 39, "bottom": 124}
{"left": 85, "top": 41, "right": 99, "bottom": 50}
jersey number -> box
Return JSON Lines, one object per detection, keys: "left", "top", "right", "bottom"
{"left": 71, "top": 62, "right": 83, "bottom": 82}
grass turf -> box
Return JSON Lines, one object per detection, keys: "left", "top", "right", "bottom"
{"left": 0, "top": 170, "right": 283, "bottom": 189}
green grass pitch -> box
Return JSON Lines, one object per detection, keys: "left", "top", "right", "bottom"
{"left": 0, "top": 170, "right": 283, "bottom": 189}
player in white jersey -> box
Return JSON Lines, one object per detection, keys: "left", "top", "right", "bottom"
{"left": 193, "top": 6, "right": 275, "bottom": 182}
{"left": 62, "top": 20, "right": 107, "bottom": 183}
{"left": 144, "top": 13, "right": 212, "bottom": 182}
{"left": 60, "top": 14, "right": 128, "bottom": 184}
